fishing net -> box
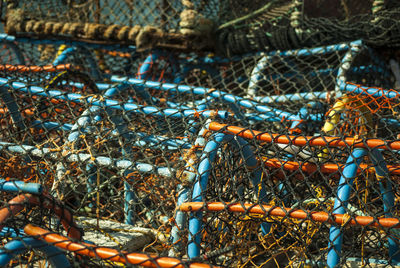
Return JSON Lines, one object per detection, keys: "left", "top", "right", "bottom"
{"left": 4, "top": 0, "right": 400, "bottom": 55}
{"left": 215, "top": 0, "right": 400, "bottom": 55}
{"left": 1, "top": 0, "right": 400, "bottom": 267}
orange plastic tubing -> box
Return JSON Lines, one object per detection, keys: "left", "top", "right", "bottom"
{"left": 180, "top": 202, "right": 400, "bottom": 229}
{"left": 0, "top": 108, "right": 35, "bottom": 116}
{"left": 208, "top": 122, "right": 400, "bottom": 150}
{"left": 0, "top": 194, "right": 81, "bottom": 239}
{"left": 264, "top": 158, "right": 400, "bottom": 176}
{"left": 0, "top": 64, "right": 71, "bottom": 73}
{"left": 24, "top": 224, "right": 218, "bottom": 268}
{"left": 102, "top": 50, "right": 132, "bottom": 58}
{"left": 0, "top": 194, "right": 28, "bottom": 230}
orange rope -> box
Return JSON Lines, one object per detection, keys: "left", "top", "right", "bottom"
{"left": 0, "top": 64, "right": 72, "bottom": 73}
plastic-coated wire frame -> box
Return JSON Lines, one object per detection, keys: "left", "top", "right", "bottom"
{"left": 342, "top": 82, "right": 400, "bottom": 99}
{"left": 0, "top": 79, "right": 230, "bottom": 120}
{"left": 262, "top": 158, "right": 400, "bottom": 176}
{"left": 0, "top": 193, "right": 82, "bottom": 240}
{"left": 207, "top": 122, "right": 400, "bottom": 150}
{"left": 0, "top": 236, "right": 71, "bottom": 267}
{"left": 51, "top": 46, "right": 103, "bottom": 80}
{"left": 327, "top": 148, "right": 399, "bottom": 267}
{"left": 24, "top": 224, "right": 218, "bottom": 268}
{"left": 1, "top": 33, "right": 371, "bottom": 124}
{"left": 187, "top": 132, "right": 266, "bottom": 258}
{"left": 0, "top": 179, "right": 43, "bottom": 194}
{"left": 179, "top": 202, "right": 400, "bottom": 229}
{"left": 0, "top": 140, "right": 175, "bottom": 177}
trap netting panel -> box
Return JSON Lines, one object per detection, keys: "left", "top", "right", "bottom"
{"left": 216, "top": 0, "right": 400, "bottom": 56}
{"left": 7, "top": 0, "right": 184, "bottom": 30}
{"left": 5, "top": 0, "right": 400, "bottom": 56}
{"left": 3, "top": 0, "right": 218, "bottom": 52}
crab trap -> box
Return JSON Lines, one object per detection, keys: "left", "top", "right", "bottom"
{"left": 0, "top": 0, "right": 400, "bottom": 267}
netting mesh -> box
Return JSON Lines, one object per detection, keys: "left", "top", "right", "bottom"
{"left": 1, "top": 0, "right": 400, "bottom": 267}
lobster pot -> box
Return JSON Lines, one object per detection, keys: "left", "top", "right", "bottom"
{"left": 170, "top": 46, "right": 400, "bottom": 266}
{"left": 1, "top": 0, "right": 400, "bottom": 267}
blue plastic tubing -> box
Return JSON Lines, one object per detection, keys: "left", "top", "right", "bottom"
{"left": 109, "top": 75, "right": 303, "bottom": 121}
{"left": 0, "top": 227, "right": 22, "bottom": 238}
{"left": 30, "top": 120, "right": 191, "bottom": 150}
{"left": 109, "top": 42, "right": 364, "bottom": 120}
{"left": 251, "top": 65, "right": 385, "bottom": 84}
{"left": 3, "top": 76, "right": 318, "bottom": 124}
{"left": 8, "top": 67, "right": 375, "bottom": 108}
{"left": 204, "top": 41, "right": 360, "bottom": 64}
{"left": 335, "top": 43, "right": 361, "bottom": 93}
{"left": 123, "top": 50, "right": 180, "bottom": 224}
{"left": 227, "top": 41, "right": 359, "bottom": 100}
{"left": 7, "top": 77, "right": 297, "bottom": 144}
{"left": 327, "top": 148, "right": 368, "bottom": 268}
{"left": 170, "top": 184, "right": 189, "bottom": 254}
{"left": 169, "top": 123, "right": 209, "bottom": 255}
{"left": 53, "top": 84, "right": 139, "bottom": 223}
{"left": 0, "top": 140, "right": 174, "bottom": 177}
{"left": 52, "top": 47, "right": 77, "bottom": 66}
{"left": 327, "top": 149, "right": 399, "bottom": 267}
{"left": 51, "top": 46, "right": 102, "bottom": 80}
{"left": 251, "top": 65, "right": 389, "bottom": 104}
{"left": 370, "top": 149, "right": 400, "bottom": 263}
{"left": 341, "top": 82, "right": 400, "bottom": 99}
{"left": 247, "top": 62, "right": 377, "bottom": 98}
{"left": 0, "top": 237, "right": 71, "bottom": 267}
{"left": 306, "top": 257, "right": 400, "bottom": 267}
{"left": 64, "top": 80, "right": 197, "bottom": 110}
{"left": 187, "top": 133, "right": 266, "bottom": 258}
{"left": 135, "top": 52, "right": 160, "bottom": 104}
{"left": 247, "top": 55, "right": 269, "bottom": 98}
{"left": 60, "top": 69, "right": 164, "bottom": 224}
{"left": 59, "top": 84, "right": 127, "bottom": 214}
{"left": 252, "top": 56, "right": 390, "bottom": 104}
{"left": 50, "top": 49, "right": 374, "bottom": 106}
{"left": 123, "top": 51, "right": 159, "bottom": 225}
{"left": 0, "top": 79, "right": 230, "bottom": 120}
{"left": 138, "top": 52, "right": 159, "bottom": 79}
{"left": 0, "top": 179, "right": 42, "bottom": 194}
